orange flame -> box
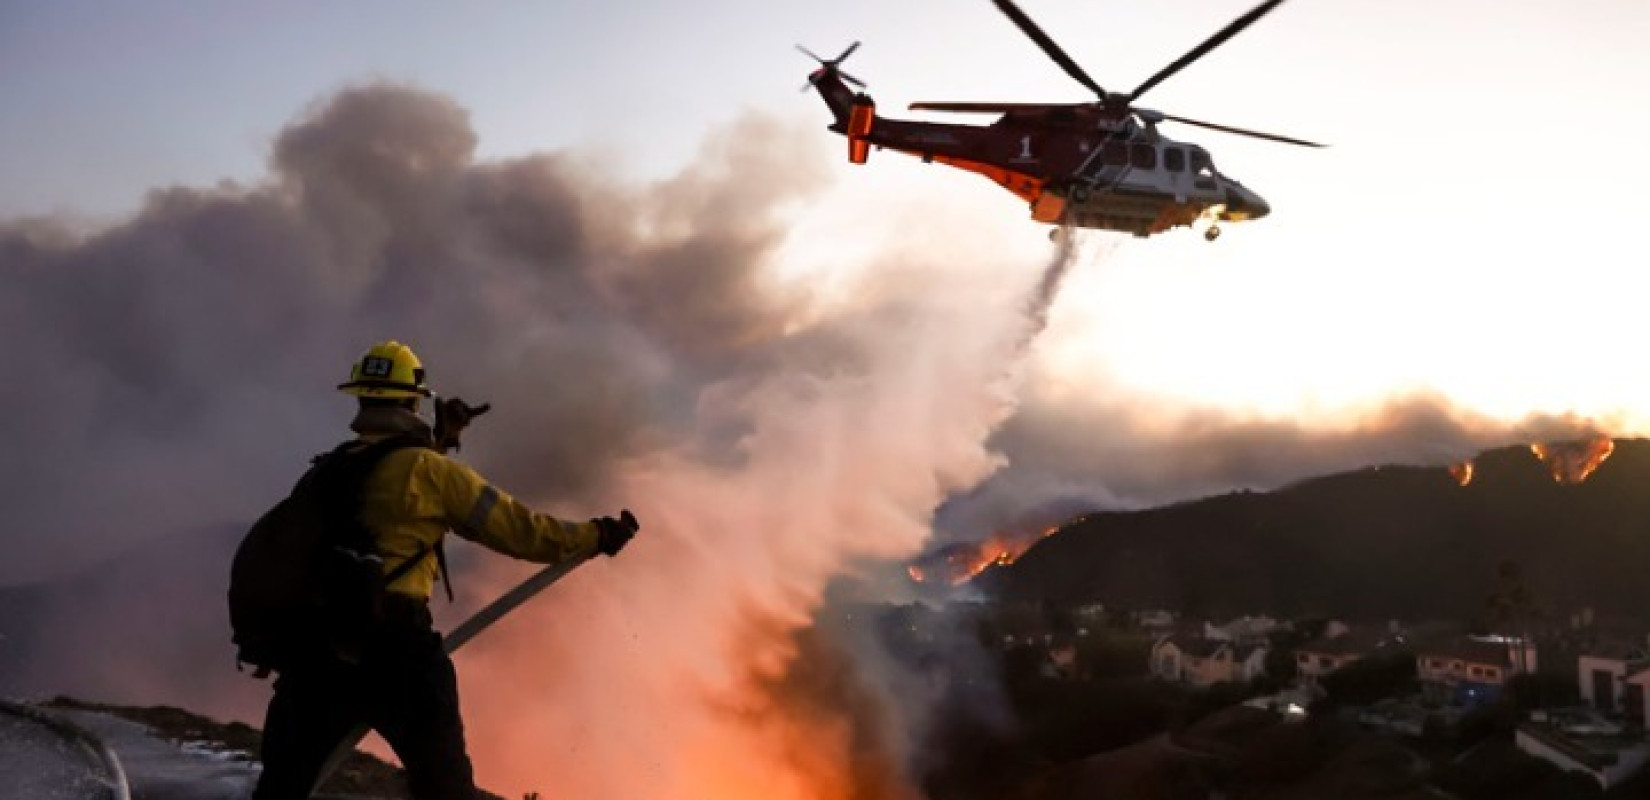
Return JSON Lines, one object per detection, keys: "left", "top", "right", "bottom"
{"left": 909, "top": 525, "right": 1061, "bottom": 585}
{"left": 947, "top": 535, "right": 1019, "bottom": 585}
{"left": 1529, "top": 436, "right": 1615, "bottom": 485}
{"left": 1449, "top": 460, "right": 1475, "bottom": 486}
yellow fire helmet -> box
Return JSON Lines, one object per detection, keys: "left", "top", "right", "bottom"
{"left": 337, "top": 340, "right": 434, "bottom": 399}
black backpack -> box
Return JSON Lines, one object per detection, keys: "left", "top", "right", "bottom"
{"left": 228, "top": 434, "right": 437, "bottom": 676}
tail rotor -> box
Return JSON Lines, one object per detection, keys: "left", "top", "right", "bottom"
{"left": 799, "top": 41, "right": 866, "bottom": 90}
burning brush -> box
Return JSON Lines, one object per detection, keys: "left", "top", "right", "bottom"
{"left": 1449, "top": 460, "right": 1475, "bottom": 487}
{"left": 908, "top": 524, "right": 1063, "bottom": 586}
{"left": 1529, "top": 435, "right": 1615, "bottom": 485}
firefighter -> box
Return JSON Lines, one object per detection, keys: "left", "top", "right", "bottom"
{"left": 250, "top": 340, "right": 636, "bottom": 800}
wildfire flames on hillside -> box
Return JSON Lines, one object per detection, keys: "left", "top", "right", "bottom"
{"left": 1530, "top": 436, "right": 1616, "bottom": 485}
{"left": 908, "top": 525, "right": 1062, "bottom": 585}
{"left": 1449, "top": 461, "right": 1475, "bottom": 486}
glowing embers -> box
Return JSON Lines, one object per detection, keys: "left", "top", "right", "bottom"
{"left": 1529, "top": 436, "right": 1615, "bottom": 485}
{"left": 1449, "top": 461, "right": 1475, "bottom": 487}
{"left": 908, "top": 525, "right": 1061, "bottom": 585}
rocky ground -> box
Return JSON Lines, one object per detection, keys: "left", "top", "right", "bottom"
{"left": 28, "top": 697, "right": 508, "bottom": 800}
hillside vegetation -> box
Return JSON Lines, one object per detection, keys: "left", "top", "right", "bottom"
{"left": 985, "top": 439, "right": 1650, "bottom": 624}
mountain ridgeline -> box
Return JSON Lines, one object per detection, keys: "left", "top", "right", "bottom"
{"left": 981, "top": 438, "right": 1650, "bottom": 624}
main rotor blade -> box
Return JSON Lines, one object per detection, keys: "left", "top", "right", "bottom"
{"left": 1128, "top": 0, "right": 1285, "bottom": 101}
{"left": 836, "top": 41, "right": 861, "bottom": 62}
{"left": 910, "top": 101, "right": 1072, "bottom": 113}
{"left": 1161, "top": 112, "right": 1326, "bottom": 147}
{"left": 797, "top": 44, "right": 824, "bottom": 63}
{"left": 992, "top": 0, "right": 1107, "bottom": 99}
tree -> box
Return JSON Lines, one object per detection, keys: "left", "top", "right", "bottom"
{"left": 1321, "top": 649, "right": 1417, "bottom": 707}
{"left": 1485, "top": 560, "right": 1540, "bottom": 675}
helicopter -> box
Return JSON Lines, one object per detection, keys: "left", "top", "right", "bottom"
{"left": 803, "top": 0, "right": 1324, "bottom": 241}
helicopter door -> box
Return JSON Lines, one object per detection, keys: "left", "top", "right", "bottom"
{"left": 1190, "top": 150, "right": 1219, "bottom": 196}
{"left": 1163, "top": 146, "right": 1189, "bottom": 202}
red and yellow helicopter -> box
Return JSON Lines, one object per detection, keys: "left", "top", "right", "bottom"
{"left": 804, "top": 0, "right": 1324, "bottom": 241}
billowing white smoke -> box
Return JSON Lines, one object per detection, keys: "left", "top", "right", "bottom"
{"left": 0, "top": 83, "right": 1063, "bottom": 797}
{"left": 450, "top": 151, "right": 1074, "bottom": 800}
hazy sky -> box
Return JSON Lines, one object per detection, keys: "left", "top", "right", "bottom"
{"left": 13, "top": 0, "right": 1647, "bottom": 216}
{"left": 6, "top": 0, "right": 1650, "bottom": 528}
{"left": 6, "top": 4, "right": 1647, "bottom": 795}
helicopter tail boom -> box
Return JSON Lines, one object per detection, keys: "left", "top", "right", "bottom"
{"left": 809, "top": 64, "right": 879, "bottom": 164}
{"left": 802, "top": 42, "right": 883, "bottom": 163}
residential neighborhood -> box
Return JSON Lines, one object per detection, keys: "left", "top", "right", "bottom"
{"left": 1292, "top": 624, "right": 1380, "bottom": 686}
{"left": 975, "top": 600, "right": 1650, "bottom": 796}
{"left": 1149, "top": 633, "right": 1269, "bottom": 687}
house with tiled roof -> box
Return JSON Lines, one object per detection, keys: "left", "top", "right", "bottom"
{"left": 1579, "top": 638, "right": 1650, "bottom": 724}
{"left": 1293, "top": 630, "right": 1387, "bottom": 687}
{"left": 1415, "top": 636, "right": 1536, "bottom": 706}
{"left": 1150, "top": 633, "right": 1268, "bottom": 688}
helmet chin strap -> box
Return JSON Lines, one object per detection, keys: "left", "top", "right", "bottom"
{"left": 417, "top": 393, "right": 440, "bottom": 429}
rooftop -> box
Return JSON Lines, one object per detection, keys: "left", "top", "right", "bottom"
{"left": 1519, "top": 719, "right": 1645, "bottom": 772}
{"left": 1415, "top": 638, "right": 1514, "bottom": 668}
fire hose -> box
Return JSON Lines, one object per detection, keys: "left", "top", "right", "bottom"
{"left": 310, "top": 509, "right": 638, "bottom": 793}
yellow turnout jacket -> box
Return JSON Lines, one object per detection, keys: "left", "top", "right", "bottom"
{"left": 350, "top": 407, "right": 600, "bottom": 602}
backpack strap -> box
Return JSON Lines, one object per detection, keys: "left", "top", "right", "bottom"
{"left": 435, "top": 539, "right": 454, "bottom": 603}
{"left": 382, "top": 434, "right": 455, "bottom": 603}
{"left": 383, "top": 542, "right": 431, "bottom": 586}
{"left": 331, "top": 433, "right": 457, "bottom": 604}
{"left": 378, "top": 538, "right": 454, "bottom": 604}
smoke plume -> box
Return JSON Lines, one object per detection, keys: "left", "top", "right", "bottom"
{"left": 0, "top": 82, "right": 1060, "bottom": 798}
{"left": 1, "top": 81, "right": 1618, "bottom": 798}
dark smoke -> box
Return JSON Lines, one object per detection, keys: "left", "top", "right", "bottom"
{"left": 0, "top": 84, "right": 830, "bottom": 585}
{"left": 0, "top": 83, "right": 833, "bottom": 718}
{"left": 0, "top": 81, "right": 1059, "bottom": 798}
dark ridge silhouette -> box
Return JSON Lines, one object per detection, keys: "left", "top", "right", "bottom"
{"left": 981, "top": 438, "right": 1650, "bottom": 624}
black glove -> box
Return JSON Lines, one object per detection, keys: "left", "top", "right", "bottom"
{"left": 594, "top": 509, "right": 639, "bottom": 557}
{"left": 433, "top": 397, "right": 491, "bottom": 452}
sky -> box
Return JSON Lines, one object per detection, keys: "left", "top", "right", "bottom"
{"left": 3, "top": 1, "right": 1649, "bottom": 797}
{"left": 7, "top": 0, "right": 1650, "bottom": 424}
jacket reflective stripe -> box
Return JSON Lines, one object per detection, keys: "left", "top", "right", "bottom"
{"left": 465, "top": 486, "right": 500, "bottom": 537}
{"left": 361, "top": 447, "right": 601, "bottom": 602}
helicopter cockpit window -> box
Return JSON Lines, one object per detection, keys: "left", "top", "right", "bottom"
{"left": 1190, "top": 149, "right": 1217, "bottom": 187}
{"left": 1164, "top": 148, "right": 1186, "bottom": 173}
{"left": 1101, "top": 141, "right": 1128, "bottom": 167}
{"left": 1130, "top": 143, "right": 1157, "bottom": 170}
